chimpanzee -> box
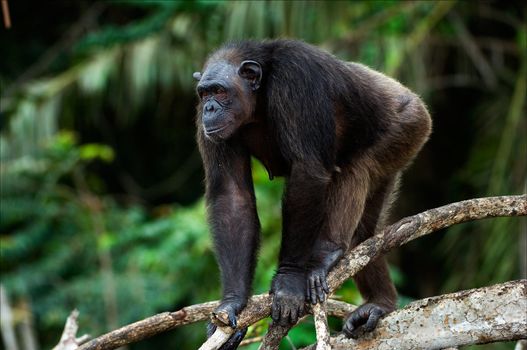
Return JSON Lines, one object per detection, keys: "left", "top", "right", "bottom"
{"left": 194, "top": 39, "right": 432, "bottom": 346}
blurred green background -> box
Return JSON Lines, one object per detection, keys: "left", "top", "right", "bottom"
{"left": 0, "top": 1, "right": 525, "bottom": 349}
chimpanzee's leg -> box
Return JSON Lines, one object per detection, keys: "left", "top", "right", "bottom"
{"left": 344, "top": 177, "right": 398, "bottom": 338}
{"left": 306, "top": 169, "right": 398, "bottom": 338}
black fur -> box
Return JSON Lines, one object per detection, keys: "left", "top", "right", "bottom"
{"left": 195, "top": 39, "right": 432, "bottom": 348}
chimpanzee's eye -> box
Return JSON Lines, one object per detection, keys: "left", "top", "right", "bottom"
{"left": 200, "top": 91, "right": 210, "bottom": 99}
{"left": 215, "top": 87, "right": 227, "bottom": 99}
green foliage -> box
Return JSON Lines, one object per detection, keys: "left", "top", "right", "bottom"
{"left": 0, "top": 132, "right": 289, "bottom": 347}
{"left": 438, "top": 24, "right": 526, "bottom": 298}
{"left": 1, "top": 1, "right": 524, "bottom": 349}
{"left": 74, "top": 2, "right": 181, "bottom": 54}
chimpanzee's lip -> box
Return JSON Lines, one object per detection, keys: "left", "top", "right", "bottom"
{"left": 204, "top": 124, "right": 229, "bottom": 135}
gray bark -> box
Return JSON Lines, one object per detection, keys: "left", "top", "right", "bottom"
{"left": 329, "top": 280, "right": 527, "bottom": 350}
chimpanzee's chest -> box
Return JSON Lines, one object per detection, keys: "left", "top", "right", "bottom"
{"left": 240, "top": 123, "right": 289, "bottom": 179}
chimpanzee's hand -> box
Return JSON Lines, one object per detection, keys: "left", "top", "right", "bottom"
{"left": 270, "top": 270, "right": 306, "bottom": 326}
{"left": 212, "top": 298, "right": 246, "bottom": 328}
{"left": 306, "top": 243, "right": 342, "bottom": 304}
{"left": 342, "top": 303, "right": 390, "bottom": 338}
{"left": 207, "top": 322, "right": 247, "bottom": 350}
{"left": 306, "top": 267, "right": 330, "bottom": 304}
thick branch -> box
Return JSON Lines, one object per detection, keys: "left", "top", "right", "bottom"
{"left": 77, "top": 195, "right": 526, "bottom": 349}
{"left": 327, "top": 280, "right": 527, "bottom": 349}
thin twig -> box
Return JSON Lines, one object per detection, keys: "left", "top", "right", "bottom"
{"left": 1, "top": 0, "right": 11, "bottom": 28}
{"left": 197, "top": 330, "right": 231, "bottom": 350}
{"left": 312, "top": 303, "right": 330, "bottom": 350}
{"left": 52, "top": 310, "right": 91, "bottom": 350}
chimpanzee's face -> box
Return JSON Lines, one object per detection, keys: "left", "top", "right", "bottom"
{"left": 195, "top": 60, "right": 262, "bottom": 142}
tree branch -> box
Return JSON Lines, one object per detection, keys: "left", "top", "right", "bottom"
{"left": 70, "top": 195, "right": 525, "bottom": 349}
{"left": 313, "top": 303, "right": 331, "bottom": 350}
{"left": 77, "top": 296, "right": 352, "bottom": 350}
{"left": 78, "top": 299, "right": 222, "bottom": 350}
{"left": 328, "top": 195, "right": 526, "bottom": 292}
{"left": 258, "top": 324, "right": 291, "bottom": 350}
{"left": 326, "top": 280, "right": 527, "bottom": 349}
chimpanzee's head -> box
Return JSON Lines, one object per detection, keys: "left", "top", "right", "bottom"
{"left": 194, "top": 59, "right": 262, "bottom": 142}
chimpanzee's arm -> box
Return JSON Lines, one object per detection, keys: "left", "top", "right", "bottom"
{"left": 279, "top": 162, "right": 330, "bottom": 268}
{"left": 271, "top": 162, "right": 331, "bottom": 325}
{"left": 201, "top": 139, "right": 260, "bottom": 328}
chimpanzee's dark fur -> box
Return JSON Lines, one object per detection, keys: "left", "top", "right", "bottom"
{"left": 195, "top": 39, "right": 431, "bottom": 347}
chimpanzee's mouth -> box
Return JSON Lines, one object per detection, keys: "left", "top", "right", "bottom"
{"left": 204, "top": 124, "right": 229, "bottom": 135}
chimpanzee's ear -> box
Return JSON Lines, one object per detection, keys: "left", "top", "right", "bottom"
{"left": 193, "top": 72, "right": 202, "bottom": 81}
{"left": 238, "top": 60, "right": 262, "bottom": 91}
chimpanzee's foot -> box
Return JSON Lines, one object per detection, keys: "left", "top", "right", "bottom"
{"left": 211, "top": 298, "right": 246, "bottom": 328}
{"left": 207, "top": 322, "right": 247, "bottom": 350}
{"left": 342, "top": 303, "right": 391, "bottom": 338}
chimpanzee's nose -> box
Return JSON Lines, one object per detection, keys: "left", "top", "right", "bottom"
{"left": 205, "top": 103, "right": 214, "bottom": 112}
